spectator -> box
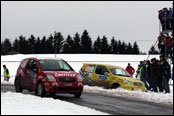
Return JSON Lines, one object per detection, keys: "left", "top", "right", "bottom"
{"left": 167, "top": 8, "right": 173, "bottom": 30}
{"left": 161, "top": 8, "right": 169, "bottom": 31}
{"left": 146, "top": 60, "right": 153, "bottom": 91}
{"left": 165, "top": 33, "right": 173, "bottom": 58}
{"left": 160, "top": 56, "right": 171, "bottom": 93}
{"left": 157, "top": 60, "right": 164, "bottom": 92}
{"left": 158, "top": 33, "right": 165, "bottom": 57}
{"left": 135, "top": 64, "right": 141, "bottom": 79}
{"left": 140, "top": 61, "right": 149, "bottom": 90}
{"left": 150, "top": 58, "right": 158, "bottom": 92}
{"left": 3, "top": 65, "right": 10, "bottom": 82}
{"left": 126, "top": 63, "right": 135, "bottom": 76}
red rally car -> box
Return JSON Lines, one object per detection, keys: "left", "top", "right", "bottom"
{"left": 14, "top": 57, "right": 83, "bottom": 98}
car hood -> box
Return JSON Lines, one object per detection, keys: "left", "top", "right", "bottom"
{"left": 43, "top": 71, "right": 77, "bottom": 77}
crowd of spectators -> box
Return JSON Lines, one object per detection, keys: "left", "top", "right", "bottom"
{"left": 135, "top": 56, "right": 172, "bottom": 93}
{"left": 157, "top": 32, "right": 173, "bottom": 59}
{"left": 158, "top": 7, "right": 173, "bottom": 32}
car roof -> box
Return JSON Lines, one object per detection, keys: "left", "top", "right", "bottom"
{"left": 83, "top": 63, "right": 124, "bottom": 69}
{"left": 24, "top": 57, "right": 63, "bottom": 61}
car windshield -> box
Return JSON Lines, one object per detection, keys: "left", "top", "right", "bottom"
{"left": 39, "top": 60, "right": 73, "bottom": 71}
{"left": 110, "top": 68, "right": 132, "bottom": 78}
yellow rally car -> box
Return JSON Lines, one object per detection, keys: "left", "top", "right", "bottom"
{"left": 79, "top": 64, "right": 145, "bottom": 92}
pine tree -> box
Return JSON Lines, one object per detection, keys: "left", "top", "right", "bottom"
{"left": 101, "top": 36, "right": 110, "bottom": 54}
{"left": 46, "top": 34, "right": 54, "bottom": 53}
{"left": 117, "top": 40, "right": 122, "bottom": 54}
{"left": 73, "top": 33, "right": 81, "bottom": 53}
{"left": 126, "top": 42, "right": 133, "bottom": 54}
{"left": 35, "top": 37, "right": 41, "bottom": 54}
{"left": 63, "top": 35, "right": 74, "bottom": 53}
{"left": 93, "top": 36, "right": 102, "bottom": 53}
{"left": 18, "top": 35, "right": 29, "bottom": 54}
{"left": 40, "top": 36, "right": 47, "bottom": 54}
{"left": 13, "top": 38, "right": 19, "bottom": 53}
{"left": 110, "top": 37, "right": 118, "bottom": 54}
{"left": 54, "top": 32, "right": 64, "bottom": 54}
{"left": 2, "top": 38, "right": 12, "bottom": 54}
{"left": 28, "top": 34, "right": 36, "bottom": 54}
{"left": 132, "top": 41, "right": 140, "bottom": 54}
{"left": 80, "top": 30, "right": 92, "bottom": 53}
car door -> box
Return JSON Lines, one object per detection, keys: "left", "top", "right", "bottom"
{"left": 83, "top": 64, "right": 96, "bottom": 80}
{"left": 93, "top": 65, "right": 111, "bottom": 87}
{"left": 20, "top": 59, "right": 29, "bottom": 88}
{"left": 25, "top": 59, "right": 38, "bottom": 90}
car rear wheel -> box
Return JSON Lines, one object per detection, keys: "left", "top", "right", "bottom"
{"left": 15, "top": 78, "right": 23, "bottom": 93}
{"left": 74, "top": 92, "right": 82, "bottom": 98}
{"left": 111, "top": 83, "right": 120, "bottom": 89}
{"left": 37, "top": 82, "right": 46, "bottom": 97}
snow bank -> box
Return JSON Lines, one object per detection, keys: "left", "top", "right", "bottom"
{"left": 83, "top": 85, "right": 173, "bottom": 105}
{"left": 1, "top": 92, "right": 108, "bottom": 115}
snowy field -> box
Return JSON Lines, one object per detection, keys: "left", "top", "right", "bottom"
{"left": 1, "top": 54, "right": 173, "bottom": 115}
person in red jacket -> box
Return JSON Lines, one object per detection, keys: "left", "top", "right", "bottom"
{"left": 126, "top": 63, "right": 135, "bottom": 76}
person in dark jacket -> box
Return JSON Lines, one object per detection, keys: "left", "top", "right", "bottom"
{"left": 146, "top": 60, "right": 152, "bottom": 90}
{"left": 150, "top": 58, "right": 158, "bottom": 92}
{"left": 157, "top": 60, "right": 164, "bottom": 92}
{"left": 160, "top": 57, "right": 171, "bottom": 93}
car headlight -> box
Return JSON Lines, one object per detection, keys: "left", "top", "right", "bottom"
{"left": 124, "top": 80, "right": 132, "bottom": 85}
{"left": 77, "top": 74, "right": 83, "bottom": 82}
{"left": 46, "top": 75, "right": 56, "bottom": 82}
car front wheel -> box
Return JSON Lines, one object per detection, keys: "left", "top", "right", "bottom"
{"left": 37, "top": 82, "right": 46, "bottom": 97}
{"left": 15, "top": 78, "right": 23, "bottom": 93}
{"left": 74, "top": 92, "right": 82, "bottom": 98}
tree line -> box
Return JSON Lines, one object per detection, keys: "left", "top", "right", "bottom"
{"left": 1, "top": 29, "right": 155, "bottom": 55}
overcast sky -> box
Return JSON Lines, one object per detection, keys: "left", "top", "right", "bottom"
{"left": 1, "top": 1, "right": 173, "bottom": 53}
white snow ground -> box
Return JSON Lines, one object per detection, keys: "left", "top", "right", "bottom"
{"left": 1, "top": 54, "right": 173, "bottom": 115}
{"left": 1, "top": 91, "right": 108, "bottom": 115}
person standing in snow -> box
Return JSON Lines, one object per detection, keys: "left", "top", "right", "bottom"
{"left": 140, "top": 61, "right": 149, "bottom": 90}
{"left": 160, "top": 56, "right": 171, "bottom": 93}
{"left": 3, "top": 65, "right": 10, "bottom": 82}
{"left": 150, "top": 58, "right": 159, "bottom": 92}
{"left": 126, "top": 63, "right": 135, "bottom": 76}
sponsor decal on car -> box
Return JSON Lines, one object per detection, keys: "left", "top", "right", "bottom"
{"left": 98, "top": 76, "right": 110, "bottom": 80}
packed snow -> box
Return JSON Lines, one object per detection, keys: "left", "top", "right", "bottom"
{"left": 1, "top": 54, "right": 173, "bottom": 115}
{"left": 1, "top": 92, "right": 108, "bottom": 115}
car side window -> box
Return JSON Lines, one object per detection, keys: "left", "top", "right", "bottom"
{"left": 27, "top": 60, "right": 38, "bottom": 71}
{"left": 20, "top": 59, "right": 27, "bottom": 70}
{"left": 95, "top": 66, "right": 108, "bottom": 75}
{"left": 84, "top": 65, "right": 95, "bottom": 73}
